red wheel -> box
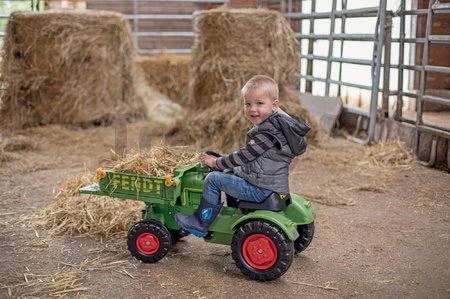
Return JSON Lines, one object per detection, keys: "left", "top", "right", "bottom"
{"left": 127, "top": 220, "right": 171, "bottom": 263}
{"left": 231, "top": 220, "right": 294, "bottom": 281}
{"left": 136, "top": 232, "right": 160, "bottom": 255}
{"left": 242, "top": 234, "right": 278, "bottom": 270}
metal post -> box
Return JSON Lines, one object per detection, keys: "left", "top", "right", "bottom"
{"left": 133, "top": 0, "right": 139, "bottom": 52}
{"left": 305, "top": 0, "right": 316, "bottom": 93}
{"left": 133, "top": 0, "right": 139, "bottom": 31}
{"left": 415, "top": 0, "right": 434, "bottom": 156}
{"left": 382, "top": 15, "right": 392, "bottom": 119}
{"left": 353, "top": 0, "right": 387, "bottom": 144}
{"left": 337, "top": 0, "right": 347, "bottom": 96}
{"left": 395, "top": 0, "right": 406, "bottom": 121}
{"left": 325, "top": 0, "right": 338, "bottom": 96}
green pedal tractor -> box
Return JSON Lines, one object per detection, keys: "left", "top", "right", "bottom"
{"left": 80, "top": 162, "right": 315, "bottom": 281}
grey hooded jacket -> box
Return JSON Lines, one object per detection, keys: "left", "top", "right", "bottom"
{"left": 217, "top": 109, "right": 310, "bottom": 194}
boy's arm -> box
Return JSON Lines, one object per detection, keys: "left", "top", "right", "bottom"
{"left": 216, "top": 133, "right": 276, "bottom": 171}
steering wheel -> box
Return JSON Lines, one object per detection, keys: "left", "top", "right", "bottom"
{"left": 203, "top": 151, "right": 234, "bottom": 174}
{"left": 204, "top": 151, "right": 222, "bottom": 158}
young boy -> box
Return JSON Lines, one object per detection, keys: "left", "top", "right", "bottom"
{"left": 175, "top": 75, "right": 310, "bottom": 237}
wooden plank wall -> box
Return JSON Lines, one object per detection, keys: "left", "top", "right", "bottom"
{"left": 86, "top": 0, "right": 300, "bottom": 53}
{"left": 86, "top": 1, "right": 221, "bottom": 52}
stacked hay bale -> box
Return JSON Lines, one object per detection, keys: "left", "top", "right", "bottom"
{"left": 135, "top": 54, "right": 191, "bottom": 106}
{"left": 0, "top": 10, "right": 147, "bottom": 129}
{"left": 178, "top": 8, "right": 318, "bottom": 150}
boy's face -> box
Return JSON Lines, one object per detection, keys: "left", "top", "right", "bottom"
{"left": 243, "top": 86, "right": 279, "bottom": 125}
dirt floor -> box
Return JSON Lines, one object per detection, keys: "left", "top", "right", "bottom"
{"left": 0, "top": 121, "right": 449, "bottom": 298}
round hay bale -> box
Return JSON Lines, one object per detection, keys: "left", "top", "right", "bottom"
{"left": 171, "top": 8, "right": 319, "bottom": 150}
{"left": 0, "top": 10, "right": 147, "bottom": 129}
{"left": 135, "top": 54, "right": 191, "bottom": 106}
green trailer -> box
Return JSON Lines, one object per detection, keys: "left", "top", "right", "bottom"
{"left": 80, "top": 163, "right": 315, "bottom": 281}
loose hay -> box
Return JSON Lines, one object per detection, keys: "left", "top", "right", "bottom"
{"left": 35, "top": 144, "right": 198, "bottom": 237}
{"left": 109, "top": 143, "right": 199, "bottom": 176}
{"left": 135, "top": 54, "right": 191, "bottom": 106}
{"left": 0, "top": 10, "right": 147, "bottom": 129}
{"left": 35, "top": 169, "right": 144, "bottom": 238}
{"left": 360, "top": 139, "right": 413, "bottom": 169}
{"left": 2, "top": 269, "right": 86, "bottom": 298}
{"left": 2, "top": 256, "right": 133, "bottom": 298}
{"left": 170, "top": 8, "right": 318, "bottom": 150}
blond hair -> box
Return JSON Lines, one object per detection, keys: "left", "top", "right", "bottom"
{"left": 241, "top": 75, "right": 279, "bottom": 101}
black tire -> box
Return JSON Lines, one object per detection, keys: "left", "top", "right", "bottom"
{"left": 231, "top": 220, "right": 294, "bottom": 281}
{"left": 294, "top": 222, "right": 315, "bottom": 255}
{"left": 169, "top": 229, "right": 189, "bottom": 242}
{"left": 127, "top": 220, "right": 171, "bottom": 263}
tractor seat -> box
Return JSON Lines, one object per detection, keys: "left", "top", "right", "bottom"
{"left": 226, "top": 193, "right": 291, "bottom": 212}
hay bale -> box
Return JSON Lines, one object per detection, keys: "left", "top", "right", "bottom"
{"left": 0, "top": 10, "right": 147, "bottom": 129}
{"left": 189, "top": 8, "right": 300, "bottom": 108}
{"left": 135, "top": 54, "right": 191, "bottom": 106}
{"left": 0, "top": 147, "right": 15, "bottom": 162}
{"left": 173, "top": 8, "right": 318, "bottom": 150}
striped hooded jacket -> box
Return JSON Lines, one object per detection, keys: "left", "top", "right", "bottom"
{"left": 216, "top": 109, "right": 310, "bottom": 194}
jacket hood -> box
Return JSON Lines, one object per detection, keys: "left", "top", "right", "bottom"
{"left": 265, "top": 109, "right": 310, "bottom": 156}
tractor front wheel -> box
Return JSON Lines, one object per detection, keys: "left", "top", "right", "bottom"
{"left": 127, "top": 220, "right": 171, "bottom": 263}
{"left": 231, "top": 220, "right": 294, "bottom": 281}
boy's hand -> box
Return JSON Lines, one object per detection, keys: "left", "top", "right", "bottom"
{"left": 200, "top": 153, "right": 217, "bottom": 169}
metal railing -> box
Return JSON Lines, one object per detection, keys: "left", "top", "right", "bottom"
{"left": 119, "top": 0, "right": 229, "bottom": 55}
{"left": 393, "top": 0, "right": 450, "bottom": 165}
{"left": 286, "top": 0, "right": 388, "bottom": 144}
{"left": 288, "top": 0, "right": 449, "bottom": 164}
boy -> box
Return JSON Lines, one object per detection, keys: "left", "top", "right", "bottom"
{"left": 175, "top": 75, "right": 310, "bottom": 237}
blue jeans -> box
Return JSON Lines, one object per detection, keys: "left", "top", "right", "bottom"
{"left": 203, "top": 171, "right": 272, "bottom": 205}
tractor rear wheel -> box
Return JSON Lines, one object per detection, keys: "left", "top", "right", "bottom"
{"left": 231, "top": 220, "right": 294, "bottom": 281}
{"left": 127, "top": 220, "right": 171, "bottom": 263}
{"left": 294, "top": 222, "right": 315, "bottom": 255}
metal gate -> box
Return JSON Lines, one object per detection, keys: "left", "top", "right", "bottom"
{"left": 285, "top": 0, "right": 450, "bottom": 165}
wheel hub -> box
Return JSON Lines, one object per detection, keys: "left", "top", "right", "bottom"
{"left": 242, "top": 234, "right": 278, "bottom": 270}
{"left": 136, "top": 232, "right": 160, "bottom": 255}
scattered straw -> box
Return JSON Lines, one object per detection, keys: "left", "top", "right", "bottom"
{"left": 360, "top": 140, "right": 413, "bottom": 169}
{"left": 301, "top": 192, "right": 355, "bottom": 207}
{"left": 288, "top": 280, "right": 338, "bottom": 291}
{"left": 2, "top": 268, "right": 86, "bottom": 298}
{"left": 2, "top": 256, "right": 133, "bottom": 298}
{"left": 344, "top": 185, "right": 386, "bottom": 193}
{"left": 34, "top": 169, "right": 144, "bottom": 238}
{"left": 109, "top": 142, "right": 199, "bottom": 176}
